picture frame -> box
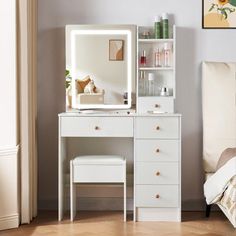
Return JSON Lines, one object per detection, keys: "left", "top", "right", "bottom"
{"left": 109, "top": 39, "right": 124, "bottom": 61}
{"left": 202, "top": 0, "right": 236, "bottom": 29}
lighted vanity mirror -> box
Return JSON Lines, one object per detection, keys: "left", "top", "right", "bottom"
{"left": 65, "top": 25, "right": 136, "bottom": 110}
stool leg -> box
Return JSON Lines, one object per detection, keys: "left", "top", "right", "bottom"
{"left": 70, "top": 161, "right": 76, "bottom": 221}
{"left": 124, "top": 166, "right": 126, "bottom": 222}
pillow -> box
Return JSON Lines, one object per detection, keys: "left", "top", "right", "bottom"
{"left": 76, "top": 76, "right": 91, "bottom": 93}
{"left": 216, "top": 148, "right": 236, "bottom": 170}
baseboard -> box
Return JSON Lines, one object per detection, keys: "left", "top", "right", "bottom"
{"left": 39, "top": 197, "right": 134, "bottom": 211}
{"left": 182, "top": 199, "right": 219, "bottom": 211}
{"left": 0, "top": 145, "right": 20, "bottom": 231}
{"left": 39, "top": 197, "right": 219, "bottom": 212}
{"left": 0, "top": 214, "right": 19, "bottom": 231}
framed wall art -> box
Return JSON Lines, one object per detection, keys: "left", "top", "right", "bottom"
{"left": 203, "top": 0, "right": 236, "bottom": 28}
{"left": 109, "top": 39, "right": 124, "bottom": 61}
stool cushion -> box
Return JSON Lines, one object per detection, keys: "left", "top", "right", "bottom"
{"left": 72, "top": 155, "right": 125, "bottom": 165}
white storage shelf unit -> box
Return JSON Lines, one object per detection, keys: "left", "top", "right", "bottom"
{"left": 137, "top": 25, "right": 176, "bottom": 114}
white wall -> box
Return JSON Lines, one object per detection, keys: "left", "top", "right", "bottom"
{"left": 38, "top": 0, "right": 236, "bottom": 210}
{"left": 0, "top": 0, "right": 17, "bottom": 148}
{"left": 0, "top": 0, "right": 19, "bottom": 230}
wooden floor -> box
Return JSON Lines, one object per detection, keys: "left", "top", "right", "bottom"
{"left": 0, "top": 211, "right": 235, "bottom": 236}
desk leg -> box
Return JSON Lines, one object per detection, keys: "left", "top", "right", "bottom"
{"left": 58, "top": 136, "right": 66, "bottom": 221}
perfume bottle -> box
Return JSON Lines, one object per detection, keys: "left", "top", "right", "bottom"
{"left": 139, "top": 71, "right": 146, "bottom": 96}
{"left": 140, "top": 50, "right": 146, "bottom": 66}
{"left": 163, "top": 43, "right": 171, "bottom": 67}
{"left": 154, "top": 48, "right": 161, "bottom": 67}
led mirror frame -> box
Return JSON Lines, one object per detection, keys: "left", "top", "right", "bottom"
{"left": 70, "top": 29, "right": 133, "bottom": 110}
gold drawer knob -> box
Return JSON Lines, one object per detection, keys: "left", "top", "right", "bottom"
{"left": 156, "top": 148, "right": 160, "bottom": 153}
{"left": 156, "top": 194, "right": 160, "bottom": 199}
{"left": 156, "top": 171, "right": 160, "bottom": 176}
{"left": 95, "top": 126, "right": 100, "bottom": 130}
{"left": 155, "top": 104, "right": 160, "bottom": 108}
{"left": 156, "top": 126, "right": 160, "bottom": 130}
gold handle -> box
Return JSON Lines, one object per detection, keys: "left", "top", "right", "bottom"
{"left": 156, "top": 171, "right": 160, "bottom": 176}
{"left": 156, "top": 126, "right": 160, "bottom": 130}
{"left": 95, "top": 126, "right": 100, "bottom": 130}
{"left": 156, "top": 148, "right": 160, "bottom": 153}
{"left": 155, "top": 104, "right": 160, "bottom": 108}
{"left": 156, "top": 194, "right": 160, "bottom": 199}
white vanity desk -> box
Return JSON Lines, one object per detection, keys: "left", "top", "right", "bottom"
{"left": 58, "top": 111, "right": 181, "bottom": 222}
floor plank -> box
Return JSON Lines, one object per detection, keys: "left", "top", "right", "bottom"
{"left": 0, "top": 211, "right": 235, "bottom": 236}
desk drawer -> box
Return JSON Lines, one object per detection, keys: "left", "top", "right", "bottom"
{"left": 135, "top": 117, "right": 179, "bottom": 139}
{"left": 60, "top": 117, "right": 133, "bottom": 137}
{"left": 136, "top": 140, "right": 179, "bottom": 162}
{"left": 136, "top": 185, "right": 179, "bottom": 207}
{"left": 136, "top": 163, "right": 179, "bottom": 185}
{"left": 138, "top": 97, "right": 174, "bottom": 113}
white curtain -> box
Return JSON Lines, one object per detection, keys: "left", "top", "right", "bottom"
{"left": 17, "top": 0, "right": 38, "bottom": 223}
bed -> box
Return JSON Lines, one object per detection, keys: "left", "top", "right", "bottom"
{"left": 202, "top": 61, "right": 236, "bottom": 228}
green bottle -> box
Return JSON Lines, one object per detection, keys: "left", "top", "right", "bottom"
{"left": 162, "top": 13, "right": 169, "bottom": 39}
{"left": 154, "top": 16, "right": 161, "bottom": 39}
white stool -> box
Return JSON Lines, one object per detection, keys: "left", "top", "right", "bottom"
{"left": 70, "top": 155, "right": 126, "bottom": 221}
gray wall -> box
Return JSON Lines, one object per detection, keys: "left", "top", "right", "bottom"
{"left": 38, "top": 0, "right": 236, "bottom": 210}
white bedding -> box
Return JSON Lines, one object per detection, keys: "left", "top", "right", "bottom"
{"left": 204, "top": 156, "right": 236, "bottom": 228}
{"left": 204, "top": 156, "right": 236, "bottom": 204}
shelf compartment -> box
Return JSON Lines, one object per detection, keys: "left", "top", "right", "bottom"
{"left": 138, "top": 39, "right": 174, "bottom": 43}
{"left": 138, "top": 95, "right": 174, "bottom": 98}
{"left": 139, "top": 67, "right": 174, "bottom": 71}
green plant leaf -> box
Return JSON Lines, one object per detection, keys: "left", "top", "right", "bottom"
{"left": 229, "top": 0, "right": 236, "bottom": 7}
{"left": 209, "top": 3, "right": 215, "bottom": 12}
{"left": 66, "top": 80, "right": 71, "bottom": 89}
{"left": 224, "top": 7, "right": 236, "bottom": 13}
{"left": 65, "top": 69, "right": 70, "bottom": 77}
{"left": 221, "top": 8, "right": 228, "bottom": 19}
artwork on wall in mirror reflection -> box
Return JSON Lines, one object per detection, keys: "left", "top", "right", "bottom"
{"left": 109, "top": 39, "right": 124, "bottom": 61}
{"left": 203, "top": 0, "right": 236, "bottom": 28}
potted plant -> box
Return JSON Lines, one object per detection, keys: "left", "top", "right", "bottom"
{"left": 65, "top": 69, "right": 72, "bottom": 108}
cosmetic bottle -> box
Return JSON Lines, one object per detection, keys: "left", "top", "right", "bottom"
{"left": 154, "top": 16, "right": 161, "bottom": 39}
{"left": 154, "top": 48, "right": 162, "bottom": 67}
{"left": 163, "top": 43, "right": 171, "bottom": 67}
{"left": 123, "top": 92, "right": 128, "bottom": 104}
{"left": 140, "top": 50, "right": 146, "bottom": 66}
{"left": 162, "top": 13, "right": 169, "bottom": 39}
{"left": 147, "top": 73, "right": 155, "bottom": 96}
{"left": 160, "top": 87, "right": 170, "bottom": 96}
{"left": 142, "top": 31, "right": 150, "bottom": 39}
{"left": 139, "top": 71, "right": 146, "bottom": 96}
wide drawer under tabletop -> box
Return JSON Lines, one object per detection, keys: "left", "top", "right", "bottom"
{"left": 60, "top": 116, "right": 134, "bottom": 137}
